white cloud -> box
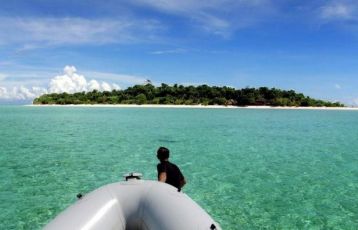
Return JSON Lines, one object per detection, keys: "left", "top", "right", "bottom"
{"left": 0, "top": 17, "right": 164, "bottom": 46}
{"left": 83, "top": 71, "right": 148, "bottom": 86}
{"left": 132, "top": 0, "right": 269, "bottom": 14}
{"left": 353, "top": 98, "right": 358, "bottom": 106}
{"left": 131, "top": 0, "right": 274, "bottom": 37}
{"left": 112, "top": 84, "right": 121, "bottom": 90}
{"left": 151, "top": 48, "right": 187, "bottom": 55}
{"left": 194, "top": 13, "right": 231, "bottom": 37}
{"left": 100, "top": 82, "right": 112, "bottom": 92}
{"left": 320, "top": 2, "right": 354, "bottom": 20}
{"left": 0, "top": 86, "right": 47, "bottom": 100}
{"left": 0, "top": 87, "right": 8, "bottom": 99}
{"left": 48, "top": 66, "right": 120, "bottom": 94}
{"left": 0, "top": 66, "right": 125, "bottom": 100}
{"left": 0, "top": 74, "right": 7, "bottom": 81}
{"left": 335, "top": 83, "right": 342, "bottom": 89}
{"left": 88, "top": 80, "right": 101, "bottom": 92}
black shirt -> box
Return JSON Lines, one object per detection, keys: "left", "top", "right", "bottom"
{"left": 157, "top": 161, "right": 184, "bottom": 189}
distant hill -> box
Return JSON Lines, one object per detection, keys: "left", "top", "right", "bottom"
{"left": 33, "top": 84, "right": 344, "bottom": 107}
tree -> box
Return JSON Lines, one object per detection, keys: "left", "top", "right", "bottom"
{"left": 33, "top": 84, "right": 345, "bottom": 107}
{"left": 135, "top": 94, "right": 147, "bottom": 105}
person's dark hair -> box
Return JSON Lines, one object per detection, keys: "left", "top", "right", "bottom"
{"left": 157, "top": 147, "right": 170, "bottom": 161}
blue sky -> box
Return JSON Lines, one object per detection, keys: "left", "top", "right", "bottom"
{"left": 0, "top": 0, "right": 358, "bottom": 105}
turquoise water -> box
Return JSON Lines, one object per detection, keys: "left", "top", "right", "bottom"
{"left": 1, "top": 106, "right": 358, "bottom": 229}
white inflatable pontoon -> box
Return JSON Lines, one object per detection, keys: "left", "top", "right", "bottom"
{"left": 44, "top": 173, "right": 221, "bottom": 230}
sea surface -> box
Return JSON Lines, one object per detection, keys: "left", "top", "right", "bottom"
{"left": 1, "top": 106, "right": 358, "bottom": 229}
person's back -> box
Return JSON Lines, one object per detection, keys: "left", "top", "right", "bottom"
{"left": 157, "top": 161, "right": 184, "bottom": 189}
{"left": 156, "top": 147, "right": 186, "bottom": 190}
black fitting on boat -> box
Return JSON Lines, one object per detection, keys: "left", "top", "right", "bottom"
{"left": 124, "top": 172, "right": 142, "bottom": 181}
{"left": 210, "top": 224, "right": 217, "bottom": 230}
{"left": 76, "top": 193, "right": 83, "bottom": 199}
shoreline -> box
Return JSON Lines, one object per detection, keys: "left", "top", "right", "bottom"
{"left": 26, "top": 104, "right": 358, "bottom": 110}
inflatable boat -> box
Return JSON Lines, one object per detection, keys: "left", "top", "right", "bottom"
{"left": 44, "top": 173, "right": 221, "bottom": 230}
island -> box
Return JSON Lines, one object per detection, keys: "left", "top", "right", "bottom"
{"left": 33, "top": 84, "right": 344, "bottom": 107}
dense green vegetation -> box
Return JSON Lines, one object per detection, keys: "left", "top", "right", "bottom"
{"left": 33, "top": 84, "right": 344, "bottom": 107}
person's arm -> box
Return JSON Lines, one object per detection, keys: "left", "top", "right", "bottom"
{"left": 158, "top": 172, "right": 167, "bottom": 182}
{"left": 157, "top": 163, "right": 167, "bottom": 182}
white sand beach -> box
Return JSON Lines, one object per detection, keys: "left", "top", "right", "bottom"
{"left": 27, "top": 104, "right": 358, "bottom": 110}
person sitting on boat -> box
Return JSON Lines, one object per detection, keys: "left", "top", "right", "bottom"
{"left": 156, "top": 147, "right": 186, "bottom": 191}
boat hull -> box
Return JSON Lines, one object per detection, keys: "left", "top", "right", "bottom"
{"left": 44, "top": 180, "right": 221, "bottom": 230}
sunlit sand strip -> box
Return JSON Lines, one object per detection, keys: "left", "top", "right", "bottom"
{"left": 27, "top": 104, "right": 358, "bottom": 110}
{"left": 245, "top": 106, "right": 358, "bottom": 110}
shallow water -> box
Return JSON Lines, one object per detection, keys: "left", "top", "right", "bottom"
{"left": 1, "top": 106, "right": 358, "bottom": 229}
